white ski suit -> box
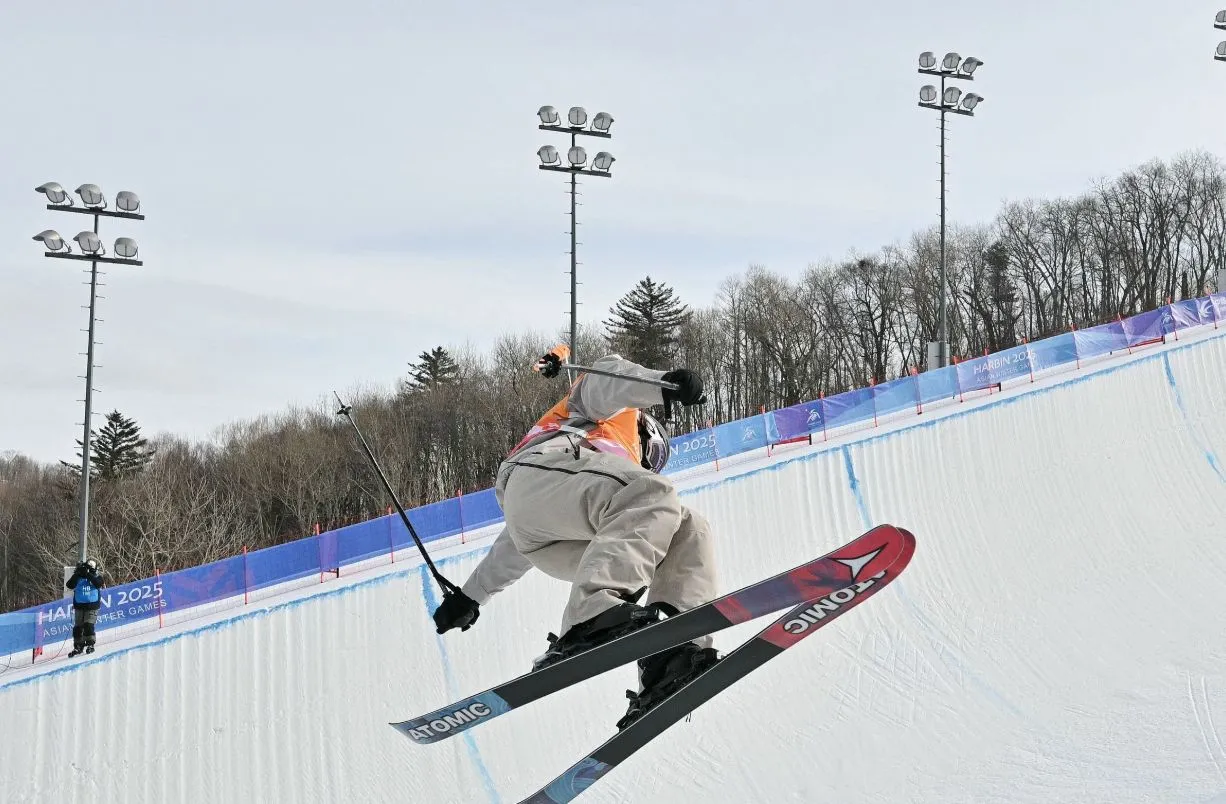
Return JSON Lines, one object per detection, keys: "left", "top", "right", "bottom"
{"left": 459, "top": 355, "right": 718, "bottom": 641}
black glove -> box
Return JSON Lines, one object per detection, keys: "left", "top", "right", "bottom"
{"left": 534, "top": 352, "right": 563, "bottom": 379}
{"left": 433, "top": 589, "right": 480, "bottom": 634}
{"left": 661, "top": 369, "right": 706, "bottom": 407}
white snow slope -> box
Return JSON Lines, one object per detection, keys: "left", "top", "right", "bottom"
{"left": 4, "top": 329, "right": 1226, "bottom": 804}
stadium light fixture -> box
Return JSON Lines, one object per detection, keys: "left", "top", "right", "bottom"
{"left": 75, "top": 184, "right": 106, "bottom": 209}
{"left": 538, "top": 105, "right": 560, "bottom": 125}
{"left": 36, "top": 183, "right": 74, "bottom": 206}
{"left": 73, "top": 231, "right": 104, "bottom": 255}
{"left": 33, "top": 230, "right": 71, "bottom": 252}
{"left": 114, "top": 237, "right": 139, "bottom": 259}
{"left": 115, "top": 191, "right": 140, "bottom": 213}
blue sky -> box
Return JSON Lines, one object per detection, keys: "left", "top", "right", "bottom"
{"left": 2, "top": 0, "right": 1224, "bottom": 462}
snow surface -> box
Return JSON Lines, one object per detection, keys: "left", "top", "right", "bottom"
{"left": 3, "top": 328, "right": 1226, "bottom": 804}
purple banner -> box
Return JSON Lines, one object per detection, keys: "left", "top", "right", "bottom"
{"left": 1171, "top": 299, "right": 1206, "bottom": 331}
{"left": 1124, "top": 307, "right": 1173, "bottom": 345}
{"left": 769, "top": 399, "right": 826, "bottom": 442}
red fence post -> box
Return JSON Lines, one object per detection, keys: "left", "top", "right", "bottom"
{"left": 388, "top": 510, "right": 395, "bottom": 564}
{"left": 242, "top": 547, "right": 250, "bottom": 604}
{"left": 156, "top": 568, "right": 165, "bottom": 628}
{"left": 457, "top": 488, "right": 467, "bottom": 544}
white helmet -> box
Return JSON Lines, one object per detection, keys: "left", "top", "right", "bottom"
{"left": 638, "top": 411, "right": 671, "bottom": 473}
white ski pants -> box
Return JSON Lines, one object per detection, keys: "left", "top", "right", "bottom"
{"left": 495, "top": 442, "right": 717, "bottom": 642}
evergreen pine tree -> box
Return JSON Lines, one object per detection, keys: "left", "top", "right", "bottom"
{"left": 602, "top": 276, "right": 691, "bottom": 367}
{"left": 986, "top": 240, "right": 1019, "bottom": 350}
{"left": 405, "top": 346, "right": 460, "bottom": 391}
{"left": 60, "top": 409, "right": 155, "bottom": 480}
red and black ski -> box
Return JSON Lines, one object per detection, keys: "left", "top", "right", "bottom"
{"left": 516, "top": 525, "right": 915, "bottom": 802}
{"left": 393, "top": 524, "right": 912, "bottom": 748}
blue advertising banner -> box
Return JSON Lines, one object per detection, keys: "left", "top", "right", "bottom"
{"left": 165, "top": 557, "right": 245, "bottom": 614}
{"left": 0, "top": 609, "right": 38, "bottom": 657}
{"left": 824, "top": 387, "right": 874, "bottom": 430}
{"left": 247, "top": 538, "right": 320, "bottom": 592}
{"left": 4, "top": 298, "right": 1219, "bottom": 662}
{"left": 873, "top": 377, "right": 919, "bottom": 420}
{"left": 713, "top": 417, "right": 769, "bottom": 458}
{"left": 915, "top": 365, "right": 959, "bottom": 405}
{"left": 665, "top": 427, "right": 719, "bottom": 473}
{"left": 973, "top": 343, "right": 1034, "bottom": 386}
{"left": 1029, "top": 332, "right": 1079, "bottom": 373}
{"left": 1073, "top": 322, "right": 1129, "bottom": 360}
{"left": 459, "top": 489, "right": 503, "bottom": 532}
{"left": 956, "top": 357, "right": 992, "bottom": 395}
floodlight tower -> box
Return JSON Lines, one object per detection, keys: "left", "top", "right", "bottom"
{"left": 1217, "top": 13, "right": 1226, "bottom": 294}
{"left": 33, "top": 182, "right": 145, "bottom": 564}
{"left": 917, "top": 52, "right": 985, "bottom": 370}
{"left": 536, "top": 105, "right": 615, "bottom": 367}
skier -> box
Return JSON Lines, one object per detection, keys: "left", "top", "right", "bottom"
{"left": 66, "top": 558, "right": 104, "bottom": 657}
{"left": 431, "top": 345, "right": 720, "bottom": 729}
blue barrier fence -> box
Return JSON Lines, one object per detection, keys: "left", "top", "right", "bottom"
{"left": 2, "top": 293, "right": 1222, "bottom": 659}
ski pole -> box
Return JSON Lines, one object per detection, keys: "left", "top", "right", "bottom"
{"left": 556, "top": 362, "right": 681, "bottom": 391}
{"left": 333, "top": 392, "right": 462, "bottom": 598}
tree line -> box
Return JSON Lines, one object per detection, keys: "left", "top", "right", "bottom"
{"left": 1, "top": 150, "right": 1222, "bottom": 612}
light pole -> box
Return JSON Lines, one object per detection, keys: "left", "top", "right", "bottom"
{"left": 917, "top": 51, "right": 985, "bottom": 370}
{"left": 537, "top": 105, "right": 616, "bottom": 367}
{"left": 33, "top": 182, "right": 144, "bottom": 565}
{"left": 1217, "top": 13, "right": 1226, "bottom": 295}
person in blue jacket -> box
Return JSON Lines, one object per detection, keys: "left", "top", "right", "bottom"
{"left": 66, "top": 558, "right": 104, "bottom": 657}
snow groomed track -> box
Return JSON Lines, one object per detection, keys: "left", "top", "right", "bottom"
{"left": 2, "top": 324, "right": 1226, "bottom": 803}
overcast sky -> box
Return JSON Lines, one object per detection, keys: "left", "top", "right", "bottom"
{"left": 2, "top": 0, "right": 1222, "bottom": 463}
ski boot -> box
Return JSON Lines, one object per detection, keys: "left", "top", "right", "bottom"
{"left": 68, "top": 647, "right": 84, "bottom": 658}
{"left": 616, "top": 642, "right": 721, "bottom": 730}
{"left": 85, "top": 645, "right": 95, "bottom": 654}
{"left": 532, "top": 602, "right": 664, "bottom": 672}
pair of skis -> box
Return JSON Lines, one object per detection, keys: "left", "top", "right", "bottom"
{"left": 393, "top": 524, "right": 917, "bottom": 803}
